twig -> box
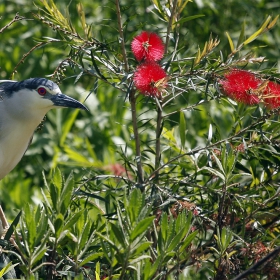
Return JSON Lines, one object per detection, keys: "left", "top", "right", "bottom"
{"left": 217, "top": 183, "right": 228, "bottom": 231}
{"left": 244, "top": 184, "right": 280, "bottom": 224}
{"left": 233, "top": 246, "right": 280, "bottom": 280}
{"left": 115, "top": 0, "right": 129, "bottom": 73}
{"left": 0, "top": 205, "right": 9, "bottom": 237}
{"left": 10, "top": 41, "right": 55, "bottom": 78}
{"left": 32, "top": 262, "right": 56, "bottom": 273}
{"left": 130, "top": 91, "right": 144, "bottom": 185}
{"left": 165, "top": 0, "right": 178, "bottom": 54}
{"left": 163, "top": 99, "right": 210, "bottom": 117}
{"left": 33, "top": 14, "right": 101, "bottom": 47}
{"left": 155, "top": 101, "right": 163, "bottom": 177}
{"left": 0, "top": 13, "right": 25, "bottom": 34}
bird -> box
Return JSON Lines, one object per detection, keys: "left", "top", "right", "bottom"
{"left": 0, "top": 77, "right": 87, "bottom": 180}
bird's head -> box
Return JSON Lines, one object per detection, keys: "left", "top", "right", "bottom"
{"left": 0, "top": 78, "right": 87, "bottom": 121}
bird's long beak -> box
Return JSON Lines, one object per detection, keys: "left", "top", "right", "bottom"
{"left": 51, "top": 93, "right": 88, "bottom": 111}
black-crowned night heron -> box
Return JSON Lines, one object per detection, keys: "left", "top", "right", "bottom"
{"left": 0, "top": 78, "right": 87, "bottom": 180}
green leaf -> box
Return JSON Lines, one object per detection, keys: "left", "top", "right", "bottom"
{"left": 174, "top": 14, "right": 205, "bottom": 25}
{"left": 52, "top": 167, "right": 63, "bottom": 194}
{"left": 24, "top": 205, "right": 36, "bottom": 250}
{"left": 208, "top": 123, "right": 213, "bottom": 142}
{"left": 178, "top": 1, "right": 197, "bottom": 13}
{"left": 49, "top": 182, "right": 58, "bottom": 212}
{"left": 148, "top": 256, "right": 162, "bottom": 278}
{"left": 152, "top": 0, "right": 163, "bottom": 12}
{"left": 129, "top": 254, "right": 151, "bottom": 265}
{"left": 0, "top": 262, "right": 19, "bottom": 278}
{"left": 60, "top": 172, "right": 74, "bottom": 214}
{"left": 225, "top": 32, "right": 235, "bottom": 52}
{"left": 35, "top": 208, "right": 49, "bottom": 245}
{"left": 125, "top": 189, "right": 144, "bottom": 226}
{"left": 175, "top": 211, "right": 191, "bottom": 235}
{"left": 179, "top": 111, "right": 186, "bottom": 147}
{"left": 228, "top": 173, "right": 251, "bottom": 184}
{"left": 79, "top": 221, "right": 91, "bottom": 250}
{"left": 131, "top": 241, "right": 152, "bottom": 257}
{"left": 63, "top": 146, "right": 94, "bottom": 166}
{"left": 237, "top": 21, "right": 246, "bottom": 47}
{"left": 63, "top": 210, "right": 84, "bottom": 231}
{"left": 31, "top": 246, "right": 48, "bottom": 266}
{"left": 160, "top": 212, "right": 168, "bottom": 242}
{"left": 54, "top": 213, "right": 64, "bottom": 238}
{"left": 79, "top": 253, "right": 103, "bottom": 267}
{"left": 60, "top": 106, "right": 81, "bottom": 146}
{"left": 267, "top": 15, "right": 279, "bottom": 29}
{"left": 110, "top": 223, "right": 127, "bottom": 248}
{"left": 166, "top": 227, "right": 186, "bottom": 253}
{"left": 212, "top": 150, "right": 225, "bottom": 175}
{"left": 130, "top": 216, "right": 154, "bottom": 241}
{"left": 4, "top": 210, "right": 21, "bottom": 241}
{"left": 220, "top": 227, "right": 233, "bottom": 250}
{"left": 221, "top": 144, "right": 237, "bottom": 182}
{"left": 201, "top": 166, "right": 225, "bottom": 181}
{"left": 243, "top": 16, "right": 272, "bottom": 45}
{"left": 179, "top": 230, "right": 198, "bottom": 253}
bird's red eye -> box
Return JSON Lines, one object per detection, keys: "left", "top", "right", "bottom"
{"left": 37, "top": 87, "right": 47, "bottom": 96}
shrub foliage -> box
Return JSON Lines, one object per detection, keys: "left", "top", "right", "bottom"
{"left": 0, "top": 0, "right": 280, "bottom": 279}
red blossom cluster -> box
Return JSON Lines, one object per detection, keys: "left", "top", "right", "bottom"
{"left": 219, "top": 69, "right": 280, "bottom": 108}
{"left": 131, "top": 31, "right": 164, "bottom": 62}
{"left": 263, "top": 81, "right": 280, "bottom": 108}
{"left": 133, "top": 62, "right": 167, "bottom": 98}
{"left": 131, "top": 31, "right": 167, "bottom": 98}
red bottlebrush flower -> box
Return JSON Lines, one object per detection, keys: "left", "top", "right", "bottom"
{"left": 131, "top": 31, "right": 164, "bottom": 62}
{"left": 133, "top": 62, "right": 167, "bottom": 98}
{"left": 263, "top": 81, "right": 280, "bottom": 108}
{"left": 219, "top": 69, "right": 262, "bottom": 105}
{"left": 107, "top": 163, "right": 127, "bottom": 177}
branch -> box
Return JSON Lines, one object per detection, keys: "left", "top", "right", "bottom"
{"left": 115, "top": 0, "right": 129, "bottom": 72}
{"left": 155, "top": 101, "right": 163, "bottom": 178}
{"left": 146, "top": 107, "right": 280, "bottom": 182}
{"left": 0, "top": 13, "right": 25, "bottom": 34}
{"left": 165, "top": 0, "right": 178, "bottom": 54}
{"left": 0, "top": 205, "right": 9, "bottom": 238}
{"left": 233, "top": 247, "right": 280, "bottom": 280}
{"left": 130, "top": 90, "right": 144, "bottom": 185}
{"left": 10, "top": 41, "right": 53, "bottom": 78}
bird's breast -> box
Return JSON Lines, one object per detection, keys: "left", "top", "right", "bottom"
{"left": 0, "top": 119, "right": 37, "bottom": 180}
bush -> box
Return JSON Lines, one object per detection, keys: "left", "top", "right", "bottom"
{"left": 0, "top": 1, "right": 280, "bottom": 279}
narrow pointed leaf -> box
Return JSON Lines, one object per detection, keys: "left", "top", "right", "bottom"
{"left": 225, "top": 32, "right": 235, "bottom": 52}
{"left": 179, "top": 111, "right": 186, "bottom": 147}
{"left": 243, "top": 16, "right": 271, "bottom": 45}
{"left": 237, "top": 21, "right": 246, "bottom": 47}
{"left": 130, "top": 216, "right": 154, "bottom": 241}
